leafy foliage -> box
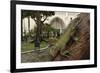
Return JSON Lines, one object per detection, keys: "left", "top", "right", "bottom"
{"left": 22, "top": 10, "right": 55, "bottom": 48}
{"left": 22, "top": 10, "right": 55, "bottom": 23}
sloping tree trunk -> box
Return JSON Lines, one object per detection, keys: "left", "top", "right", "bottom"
{"left": 52, "top": 13, "right": 90, "bottom": 61}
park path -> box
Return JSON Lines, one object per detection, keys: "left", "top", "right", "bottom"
{"left": 21, "top": 46, "right": 52, "bottom": 63}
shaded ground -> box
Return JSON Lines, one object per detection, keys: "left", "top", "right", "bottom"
{"left": 21, "top": 48, "right": 52, "bottom": 63}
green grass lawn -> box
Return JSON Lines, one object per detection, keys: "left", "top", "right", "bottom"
{"left": 21, "top": 42, "right": 34, "bottom": 52}
{"left": 40, "top": 41, "right": 47, "bottom": 48}
{"left": 21, "top": 41, "right": 48, "bottom": 52}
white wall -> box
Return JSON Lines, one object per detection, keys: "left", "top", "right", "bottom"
{"left": 0, "top": 0, "right": 99, "bottom": 73}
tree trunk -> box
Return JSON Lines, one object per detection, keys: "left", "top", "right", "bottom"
{"left": 28, "top": 16, "right": 30, "bottom": 39}
{"left": 34, "top": 13, "right": 41, "bottom": 49}
{"left": 21, "top": 14, "right": 23, "bottom": 41}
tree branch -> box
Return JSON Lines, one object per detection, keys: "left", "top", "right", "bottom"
{"left": 42, "top": 16, "right": 47, "bottom": 23}
{"left": 33, "top": 18, "right": 37, "bottom": 22}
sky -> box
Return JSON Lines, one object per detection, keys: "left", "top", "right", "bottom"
{"left": 22, "top": 11, "right": 80, "bottom": 33}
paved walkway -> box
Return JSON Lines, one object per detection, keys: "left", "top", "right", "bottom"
{"left": 21, "top": 45, "right": 52, "bottom": 63}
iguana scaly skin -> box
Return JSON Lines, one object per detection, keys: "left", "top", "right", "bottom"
{"left": 49, "top": 17, "right": 82, "bottom": 58}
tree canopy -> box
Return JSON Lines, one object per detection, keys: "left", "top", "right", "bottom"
{"left": 21, "top": 10, "right": 55, "bottom": 48}
{"left": 22, "top": 10, "right": 55, "bottom": 23}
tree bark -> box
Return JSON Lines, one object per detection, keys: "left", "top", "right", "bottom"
{"left": 21, "top": 13, "right": 23, "bottom": 41}
{"left": 34, "top": 13, "right": 41, "bottom": 49}
{"left": 28, "top": 16, "right": 30, "bottom": 35}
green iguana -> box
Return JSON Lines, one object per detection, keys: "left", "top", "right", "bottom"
{"left": 48, "top": 17, "right": 82, "bottom": 58}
